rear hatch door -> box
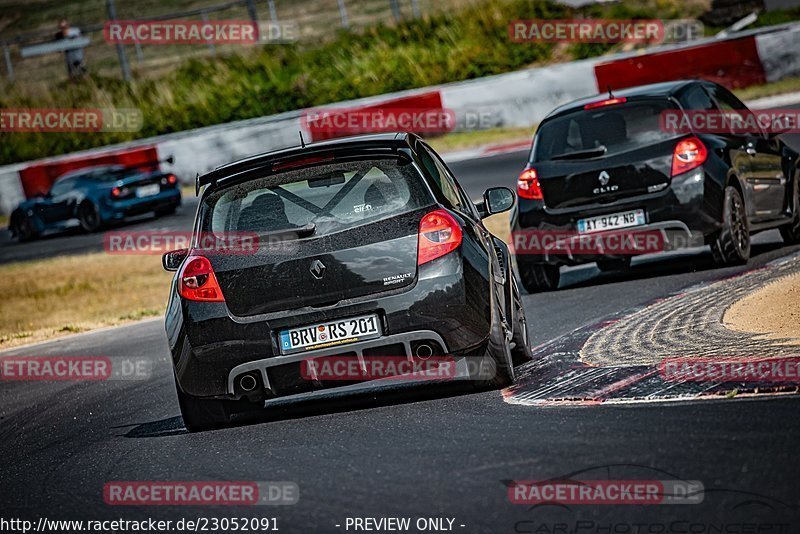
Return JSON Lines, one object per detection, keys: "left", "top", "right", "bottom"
{"left": 200, "top": 159, "right": 431, "bottom": 316}
{"left": 532, "top": 98, "right": 680, "bottom": 209}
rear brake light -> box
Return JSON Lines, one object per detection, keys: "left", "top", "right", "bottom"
{"left": 166, "top": 173, "right": 177, "bottom": 185}
{"left": 417, "top": 209, "right": 463, "bottom": 266}
{"left": 179, "top": 255, "right": 225, "bottom": 302}
{"left": 517, "top": 166, "right": 543, "bottom": 200}
{"left": 584, "top": 97, "right": 627, "bottom": 110}
{"left": 111, "top": 186, "right": 129, "bottom": 199}
{"left": 671, "top": 136, "right": 708, "bottom": 176}
{"left": 272, "top": 154, "right": 334, "bottom": 171}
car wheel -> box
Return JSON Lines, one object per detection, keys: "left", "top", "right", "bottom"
{"left": 711, "top": 186, "right": 750, "bottom": 265}
{"left": 175, "top": 381, "right": 232, "bottom": 432}
{"left": 779, "top": 176, "right": 800, "bottom": 244}
{"left": 12, "top": 214, "right": 39, "bottom": 242}
{"left": 519, "top": 263, "right": 560, "bottom": 293}
{"left": 509, "top": 281, "right": 533, "bottom": 366}
{"left": 471, "top": 299, "right": 515, "bottom": 389}
{"left": 488, "top": 339, "right": 515, "bottom": 388}
{"left": 490, "top": 296, "right": 516, "bottom": 387}
{"left": 596, "top": 257, "right": 632, "bottom": 272}
{"left": 78, "top": 201, "right": 102, "bottom": 233}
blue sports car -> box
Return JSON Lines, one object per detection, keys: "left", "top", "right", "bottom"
{"left": 9, "top": 165, "right": 182, "bottom": 242}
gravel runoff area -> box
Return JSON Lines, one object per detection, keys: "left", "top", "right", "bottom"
{"left": 724, "top": 271, "right": 800, "bottom": 345}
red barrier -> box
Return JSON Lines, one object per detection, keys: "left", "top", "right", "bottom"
{"left": 594, "top": 36, "right": 766, "bottom": 92}
{"left": 303, "top": 91, "right": 445, "bottom": 142}
{"left": 18, "top": 145, "right": 160, "bottom": 198}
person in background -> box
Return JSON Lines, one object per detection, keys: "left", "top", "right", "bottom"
{"left": 57, "top": 20, "right": 86, "bottom": 78}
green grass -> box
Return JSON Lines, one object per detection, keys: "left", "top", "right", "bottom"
{"left": 427, "top": 127, "right": 534, "bottom": 154}
{"left": 735, "top": 76, "right": 800, "bottom": 101}
{"left": 749, "top": 7, "right": 800, "bottom": 29}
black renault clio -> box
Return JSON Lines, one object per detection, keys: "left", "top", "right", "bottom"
{"left": 163, "top": 133, "right": 531, "bottom": 431}
{"left": 512, "top": 80, "right": 800, "bottom": 292}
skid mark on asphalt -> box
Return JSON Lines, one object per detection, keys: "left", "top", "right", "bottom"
{"left": 505, "top": 252, "right": 800, "bottom": 406}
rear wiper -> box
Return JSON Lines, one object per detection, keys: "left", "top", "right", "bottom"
{"left": 259, "top": 223, "right": 316, "bottom": 239}
{"left": 550, "top": 145, "right": 607, "bottom": 160}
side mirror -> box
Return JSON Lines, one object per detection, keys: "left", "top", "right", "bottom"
{"left": 482, "top": 187, "right": 516, "bottom": 217}
{"left": 162, "top": 248, "right": 189, "bottom": 271}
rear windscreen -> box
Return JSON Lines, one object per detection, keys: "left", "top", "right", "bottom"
{"left": 201, "top": 159, "right": 430, "bottom": 237}
{"left": 533, "top": 100, "right": 679, "bottom": 162}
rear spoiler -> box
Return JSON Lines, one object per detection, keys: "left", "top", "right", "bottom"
{"left": 195, "top": 139, "right": 415, "bottom": 196}
{"left": 112, "top": 155, "right": 174, "bottom": 175}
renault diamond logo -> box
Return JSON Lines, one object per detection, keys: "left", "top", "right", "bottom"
{"left": 598, "top": 170, "right": 610, "bottom": 186}
{"left": 310, "top": 259, "right": 326, "bottom": 279}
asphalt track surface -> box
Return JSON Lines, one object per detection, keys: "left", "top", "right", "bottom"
{"left": 2, "top": 146, "right": 800, "bottom": 530}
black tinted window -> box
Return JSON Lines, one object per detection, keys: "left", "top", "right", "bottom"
{"left": 203, "top": 159, "right": 430, "bottom": 237}
{"left": 49, "top": 177, "right": 76, "bottom": 196}
{"left": 682, "top": 86, "right": 717, "bottom": 111}
{"left": 706, "top": 84, "right": 762, "bottom": 136}
{"left": 534, "top": 100, "right": 678, "bottom": 161}
{"left": 417, "top": 144, "right": 463, "bottom": 210}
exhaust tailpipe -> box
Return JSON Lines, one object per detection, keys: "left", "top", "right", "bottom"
{"left": 415, "top": 344, "right": 433, "bottom": 360}
{"left": 239, "top": 374, "right": 257, "bottom": 392}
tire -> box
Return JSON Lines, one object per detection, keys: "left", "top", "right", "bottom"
{"left": 509, "top": 280, "right": 533, "bottom": 366}
{"left": 176, "top": 379, "right": 266, "bottom": 432}
{"left": 470, "top": 299, "right": 515, "bottom": 389}
{"left": 488, "top": 338, "right": 515, "bottom": 388}
{"left": 596, "top": 257, "right": 632, "bottom": 272}
{"left": 780, "top": 218, "right": 800, "bottom": 245}
{"left": 518, "top": 263, "right": 560, "bottom": 293}
{"left": 78, "top": 201, "right": 102, "bottom": 233}
{"left": 779, "top": 176, "right": 800, "bottom": 244}
{"left": 489, "top": 295, "right": 516, "bottom": 388}
{"left": 12, "top": 214, "right": 39, "bottom": 242}
{"left": 175, "top": 381, "right": 232, "bottom": 432}
{"left": 710, "top": 186, "right": 750, "bottom": 265}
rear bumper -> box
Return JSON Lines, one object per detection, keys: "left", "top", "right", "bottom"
{"left": 514, "top": 220, "right": 703, "bottom": 265}
{"left": 102, "top": 189, "right": 181, "bottom": 220}
{"left": 167, "top": 252, "right": 494, "bottom": 399}
{"left": 226, "top": 329, "right": 468, "bottom": 399}
{"left": 512, "top": 168, "right": 722, "bottom": 266}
